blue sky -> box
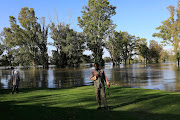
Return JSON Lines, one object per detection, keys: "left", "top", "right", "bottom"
{"left": 0, "top": 0, "right": 178, "bottom": 57}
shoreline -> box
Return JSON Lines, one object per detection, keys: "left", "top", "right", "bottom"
{"left": 1, "top": 84, "right": 180, "bottom": 93}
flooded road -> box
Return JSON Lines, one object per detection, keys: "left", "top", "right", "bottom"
{"left": 1, "top": 63, "right": 180, "bottom": 91}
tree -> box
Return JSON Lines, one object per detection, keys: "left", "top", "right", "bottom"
{"left": 105, "top": 31, "right": 137, "bottom": 65}
{"left": 121, "top": 32, "right": 136, "bottom": 65}
{"left": 128, "top": 35, "right": 136, "bottom": 64}
{"left": 153, "top": 1, "right": 180, "bottom": 66}
{"left": 137, "top": 38, "right": 149, "bottom": 64}
{"left": 78, "top": 0, "right": 116, "bottom": 66}
{"left": 160, "top": 49, "right": 170, "bottom": 62}
{"left": 105, "top": 30, "right": 122, "bottom": 65}
{"left": 121, "top": 32, "right": 130, "bottom": 65}
{"left": 149, "top": 40, "right": 163, "bottom": 63}
{"left": 50, "top": 22, "right": 85, "bottom": 67}
{"left": 37, "top": 17, "right": 49, "bottom": 68}
{"left": 0, "top": 34, "right": 20, "bottom": 66}
{"left": 1, "top": 7, "right": 49, "bottom": 67}
{"left": 18, "top": 7, "right": 40, "bottom": 66}
{"left": 49, "top": 23, "right": 68, "bottom": 67}
{"left": 63, "top": 31, "right": 85, "bottom": 67}
{"left": 104, "top": 57, "right": 111, "bottom": 63}
{"left": 0, "top": 37, "right": 5, "bottom": 56}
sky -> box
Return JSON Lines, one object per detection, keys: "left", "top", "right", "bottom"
{"left": 0, "top": 0, "right": 179, "bottom": 57}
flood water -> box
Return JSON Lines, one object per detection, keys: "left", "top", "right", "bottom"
{"left": 1, "top": 63, "right": 180, "bottom": 91}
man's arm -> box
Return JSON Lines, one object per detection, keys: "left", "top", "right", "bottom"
{"left": 104, "top": 72, "right": 110, "bottom": 88}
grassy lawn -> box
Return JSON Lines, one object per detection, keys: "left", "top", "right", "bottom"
{"left": 1, "top": 85, "right": 180, "bottom": 120}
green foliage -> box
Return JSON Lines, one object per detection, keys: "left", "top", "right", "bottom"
{"left": 137, "top": 39, "right": 163, "bottom": 64}
{"left": 104, "top": 57, "right": 111, "bottom": 63}
{"left": 50, "top": 23, "right": 85, "bottom": 67}
{"left": 132, "top": 56, "right": 139, "bottom": 63}
{"left": 78, "top": 0, "right": 116, "bottom": 66}
{"left": 1, "top": 7, "right": 49, "bottom": 67}
{"left": 0, "top": 42, "right": 5, "bottom": 56}
{"left": 0, "top": 55, "right": 11, "bottom": 66}
{"left": 105, "top": 31, "right": 137, "bottom": 65}
{"left": 82, "top": 55, "right": 93, "bottom": 63}
{"left": 121, "top": 32, "right": 136, "bottom": 65}
{"left": 105, "top": 31, "right": 122, "bottom": 65}
{"left": 160, "top": 50, "right": 170, "bottom": 62}
{"left": 137, "top": 38, "right": 149, "bottom": 64}
{"left": 149, "top": 40, "right": 163, "bottom": 63}
{"left": 37, "top": 17, "right": 49, "bottom": 68}
{"left": 153, "top": 1, "right": 180, "bottom": 65}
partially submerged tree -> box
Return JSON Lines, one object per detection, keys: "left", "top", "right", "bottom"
{"left": 37, "top": 17, "right": 49, "bottom": 68}
{"left": 137, "top": 38, "right": 149, "bottom": 64}
{"left": 105, "top": 30, "right": 122, "bottom": 65}
{"left": 149, "top": 40, "right": 163, "bottom": 63}
{"left": 160, "top": 49, "right": 170, "bottom": 62}
{"left": 1, "top": 7, "right": 49, "bottom": 67}
{"left": 153, "top": 1, "right": 180, "bottom": 66}
{"left": 49, "top": 23, "right": 68, "bottom": 67}
{"left": 78, "top": 0, "right": 116, "bottom": 66}
{"left": 106, "top": 31, "right": 137, "bottom": 65}
{"left": 50, "top": 22, "right": 85, "bottom": 67}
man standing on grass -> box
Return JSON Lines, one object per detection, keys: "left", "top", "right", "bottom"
{"left": 11, "top": 70, "right": 20, "bottom": 94}
{"left": 90, "top": 63, "right": 110, "bottom": 110}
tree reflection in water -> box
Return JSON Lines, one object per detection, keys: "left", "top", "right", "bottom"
{"left": 1, "top": 63, "right": 180, "bottom": 91}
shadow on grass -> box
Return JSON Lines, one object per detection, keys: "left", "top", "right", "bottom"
{"left": 1, "top": 86, "right": 180, "bottom": 120}
{"left": 0, "top": 101, "right": 179, "bottom": 120}
{"left": 108, "top": 94, "right": 167, "bottom": 110}
{"left": 0, "top": 85, "right": 92, "bottom": 95}
{"left": 0, "top": 86, "right": 144, "bottom": 95}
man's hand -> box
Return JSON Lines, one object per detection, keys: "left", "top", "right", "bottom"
{"left": 107, "top": 83, "right": 110, "bottom": 88}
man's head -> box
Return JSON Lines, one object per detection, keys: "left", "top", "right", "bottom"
{"left": 94, "top": 63, "right": 99, "bottom": 70}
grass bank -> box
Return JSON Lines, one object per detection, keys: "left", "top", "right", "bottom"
{"left": 0, "top": 86, "right": 180, "bottom": 120}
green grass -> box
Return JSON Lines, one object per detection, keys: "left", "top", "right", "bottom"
{"left": 1, "top": 86, "right": 180, "bottom": 120}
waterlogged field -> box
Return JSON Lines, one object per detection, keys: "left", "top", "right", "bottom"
{"left": 1, "top": 63, "right": 180, "bottom": 91}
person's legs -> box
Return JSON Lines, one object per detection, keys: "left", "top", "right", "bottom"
{"left": 16, "top": 85, "right": 19, "bottom": 93}
{"left": 12, "top": 85, "right": 15, "bottom": 94}
{"left": 94, "top": 80, "right": 102, "bottom": 109}
{"left": 100, "top": 86, "right": 108, "bottom": 108}
{"left": 95, "top": 87, "right": 101, "bottom": 108}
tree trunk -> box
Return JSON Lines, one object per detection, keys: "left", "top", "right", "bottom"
{"left": 32, "top": 61, "right": 36, "bottom": 67}
{"left": 124, "top": 59, "right": 127, "bottom": 66}
{"left": 146, "top": 58, "right": 148, "bottom": 65}
{"left": 178, "top": 58, "right": 179, "bottom": 67}
{"left": 144, "top": 58, "right": 145, "bottom": 64}
{"left": 112, "top": 57, "right": 115, "bottom": 66}
{"left": 113, "top": 62, "right": 115, "bottom": 66}
{"left": 155, "top": 58, "right": 158, "bottom": 63}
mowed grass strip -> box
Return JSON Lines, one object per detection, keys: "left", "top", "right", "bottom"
{"left": 0, "top": 86, "right": 180, "bottom": 120}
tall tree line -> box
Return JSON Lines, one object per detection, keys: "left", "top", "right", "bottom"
{"left": 105, "top": 30, "right": 164, "bottom": 65}
{"left": 0, "top": 0, "right": 176, "bottom": 68}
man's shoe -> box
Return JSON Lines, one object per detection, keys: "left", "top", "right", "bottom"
{"left": 97, "top": 107, "right": 101, "bottom": 110}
